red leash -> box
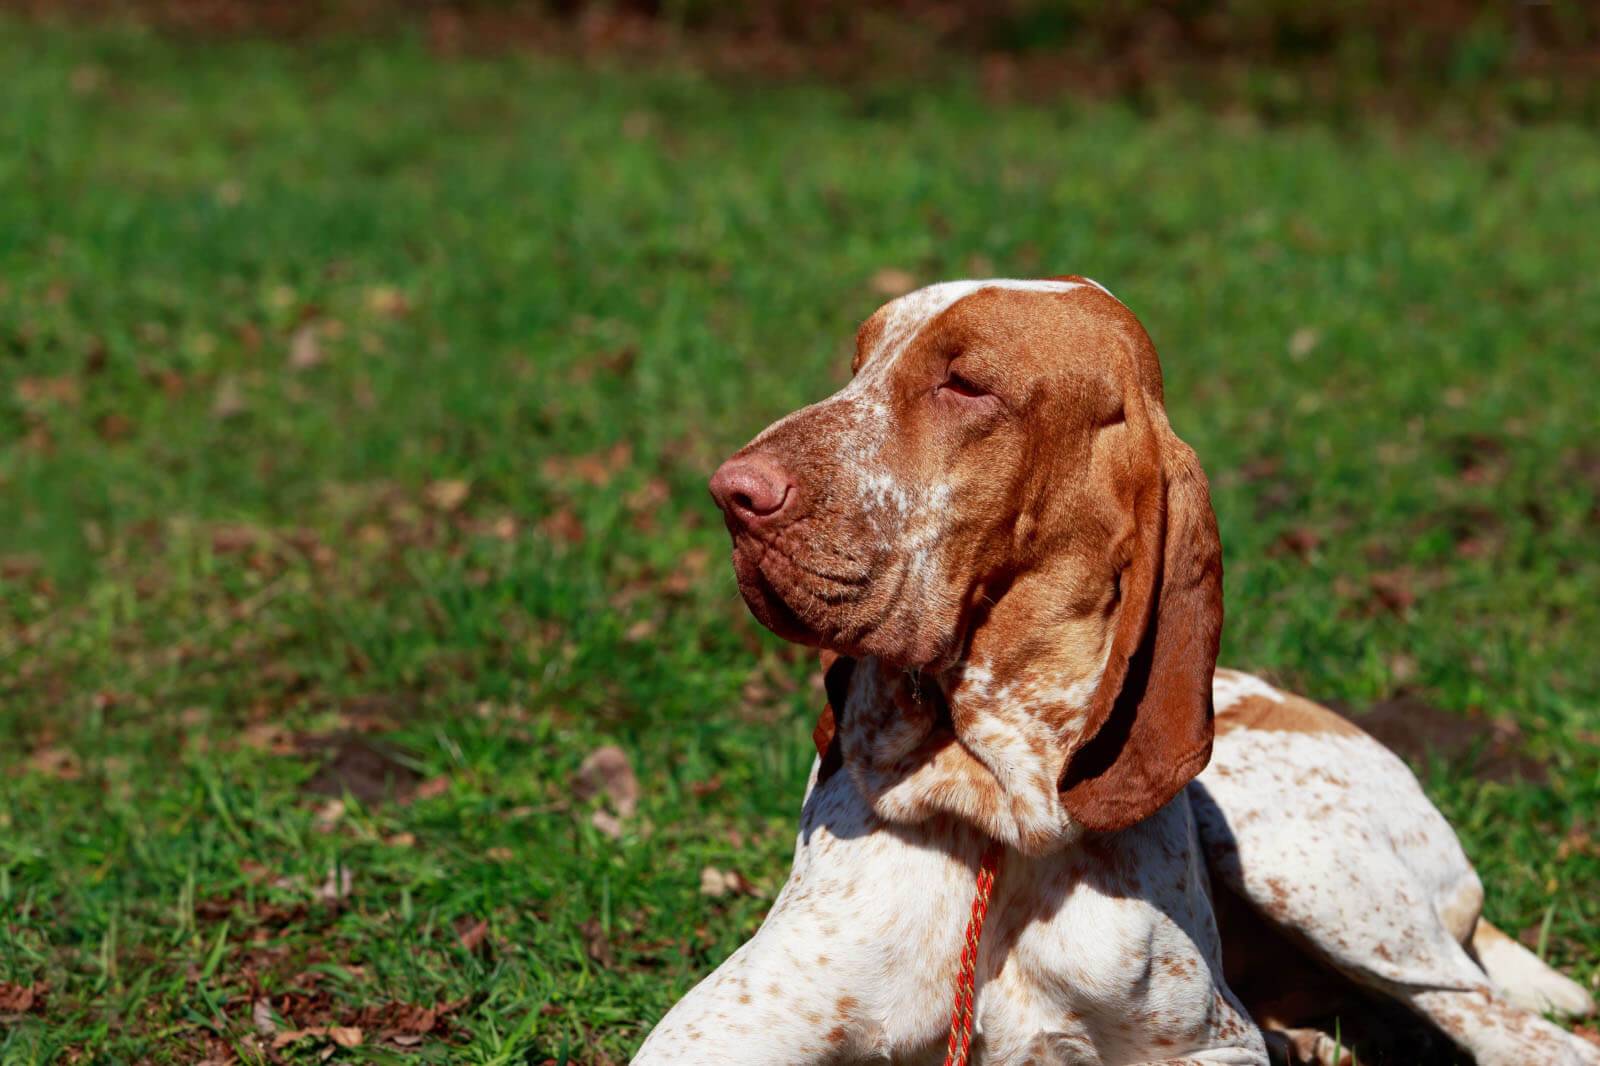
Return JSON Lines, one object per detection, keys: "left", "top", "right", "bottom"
{"left": 943, "top": 840, "right": 1004, "bottom": 1066}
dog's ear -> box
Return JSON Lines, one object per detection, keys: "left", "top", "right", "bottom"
{"left": 1059, "top": 408, "right": 1223, "bottom": 833}
{"left": 812, "top": 651, "right": 856, "bottom": 785}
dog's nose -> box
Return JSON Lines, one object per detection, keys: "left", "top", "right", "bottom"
{"left": 710, "top": 453, "right": 794, "bottom": 528}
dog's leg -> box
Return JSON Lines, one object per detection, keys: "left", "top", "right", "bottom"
{"left": 633, "top": 763, "right": 975, "bottom": 1065}
{"left": 1403, "top": 984, "right": 1600, "bottom": 1066}
{"left": 1472, "top": 918, "right": 1596, "bottom": 1020}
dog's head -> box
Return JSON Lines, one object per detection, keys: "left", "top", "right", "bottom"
{"left": 711, "top": 278, "right": 1222, "bottom": 835}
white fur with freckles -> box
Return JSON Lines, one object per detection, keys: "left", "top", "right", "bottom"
{"left": 637, "top": 672, "right": 1600, "bottom": 1065}
{"left": 1195, "top": 673, "right": 1599, "bottom": 1066}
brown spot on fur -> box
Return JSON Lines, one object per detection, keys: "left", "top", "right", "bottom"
{"left": 1214, "top": 689, "right": 1364, "bottom": 739}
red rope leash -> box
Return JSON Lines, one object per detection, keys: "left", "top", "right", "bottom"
{"left": 943, "top": 840, "right": 1004, "bottom": 1066}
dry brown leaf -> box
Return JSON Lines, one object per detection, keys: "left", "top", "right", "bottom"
{"left": 315, "top": 865, "right": 353, "bottom": 903}
{"left": 580, "top": 918, "right": 615, "bottom": 967}
{"left": 27, "top": 747, "right": 81, "bottom": 780}
{"left": 271, "top": 1026, "right": 362, "bottom": 1049}
{"left": 1288, "top": 327, "right": 1320, "bottom": 359}
{"left": 239, "top": 722, "right": 295, "bottom": 754}
{"left": 96, "top": 412, "right": 134, "bottom": 441}
{"left": 1367, "top": 570, "right": 1416, "bottom": 615}
{"left": 870, "top": 268, "right": 917, "bottom": 297}
{"left": 408, "top": 775, "right": 450, "bottom": 803}
{"left": 423, "top": 479, "right": 470, "bottom": 512}
{"left": 392, "top": 1004, "right": 437, "bottom": 1034}
{"left": 212, "top": 377, "right": 246, "bottom": 419}
{"left": 0, "top": 982, "right": 40, "bottom": 1014}
{"left": 541, "top": 441, "right": 632, "bottom": 487}
{"left": 0, "top": 555, "right": 41, "bottom": 580}
{"left": 313, "top": 799, "right": 346, "bottom": 831}
{"left": 699, "top": 865, "right": 754, "bottom": 898}
{"left": 14, "top": 376, "right": 80, "bottom": 405}
{"left": 457, "top": 919, "right": 489, "bottom": 952}
{"left": 365, "top": 286, "right": 411, "bottom": 317}
{"left": 661, "top": 547, "right": 710, "bottom": 596}
{"left": 1270, "top": 527, "right": 1321, "bottom": 560}
{"left": 688, "top": 775, "right": 723, "bottom": 797}
{"left": 252, "top": 998, "right": 277, "bottom": 1038}
{"left": 539, "top": 507, "right": 586, "bottom": 545}
{"left": 289, "top": 324, "right": 323, "bottom": 370}
{"left": 573, "top": 745, "right": 638, "bottom": 818}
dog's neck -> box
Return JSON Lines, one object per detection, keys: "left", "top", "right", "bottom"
{"left": 941, "top": 562, "right": 1114, "bottom": 758}
{"left": 836, "top": 565, "right": 1114, "bottom": 855}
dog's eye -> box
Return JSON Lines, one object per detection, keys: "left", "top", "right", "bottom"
{"left": 939, "top": 370, "right": 988, "bottom": 399}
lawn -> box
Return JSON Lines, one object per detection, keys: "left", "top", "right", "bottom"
{"left": 1, "top": 18, "right": 1598, "bottom": 1064}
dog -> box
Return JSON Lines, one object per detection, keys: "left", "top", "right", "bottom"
{"left": 633, "top": 278, "right": 1597, "bottom": 1065}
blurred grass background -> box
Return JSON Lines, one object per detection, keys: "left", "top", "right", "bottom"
{"left": 1, "top": 5, "right": 1598, "bottom": 1063}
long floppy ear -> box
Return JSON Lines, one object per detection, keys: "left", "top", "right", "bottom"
{"left": 811, "top": 651, "right": 856, "bottom": 786}
{"left": 1059, "top": 412, "right": 1223, "bottom": 832}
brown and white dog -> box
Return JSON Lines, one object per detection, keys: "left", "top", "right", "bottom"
{"left": 634, "top": 278, "right": 1597, "bottom": 1065}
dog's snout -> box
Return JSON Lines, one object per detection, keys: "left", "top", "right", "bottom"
{"left": 710, "top": 453, "right": 794, "bottom": 529}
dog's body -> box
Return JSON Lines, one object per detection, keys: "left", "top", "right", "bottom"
{"left": 637, "top": 667, "right": 1595, "bottom": 1065}
{"left": 634, "top": 278, "right": 1596, "bottom": 1065}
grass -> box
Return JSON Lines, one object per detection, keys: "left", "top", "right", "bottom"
{"left": 1, "top": 19, "right": 1598, "bottom": 1064}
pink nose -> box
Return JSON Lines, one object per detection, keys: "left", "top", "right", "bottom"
{"left": 709, "top": 453, "right": 794, "bottom": 528}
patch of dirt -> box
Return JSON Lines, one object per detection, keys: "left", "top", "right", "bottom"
{"left": 1334, "top": 695, "right": 1548, "bottom": 785}
{"left": 298, "top": 734, "right": 423, "bottom": 804}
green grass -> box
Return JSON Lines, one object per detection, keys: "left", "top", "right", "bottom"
{"left": 1, "top": 19, "right": 1598, "bottom": 1064}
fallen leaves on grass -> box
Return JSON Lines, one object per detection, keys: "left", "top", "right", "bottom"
{"left": 660, "top": 547, "right": 710, "bottom": 597}
{"left": 26, "top": 746, "right": 81, "bottom": 780}
{"left": 405, "top": 774, "right": 451, "bottom": 803}
{"left": 573, "top": 746, "right": 638, "bottom": 818}
{"left": 580, "top": 919, "right": 614, "bottom": 967}
{"left": 1287, "top": 326, "right": 1320, "bottom": 359}
{"left": 0, "top": 982, "right": 43, "bottom": 1015}
{"left": 288, "top": 324, "right": 324, "bottom": 370}
{"left": 315, "top": 866, "right": 354, "bottom": 903}
{"left": 312, "top": 798, "right": 346, "bottom": 831}
{"left": 13, "top": 376, "right": 80, "bottom": 406}
{"left": 424, "top": 478, "right": 471, "bottom": 512}
{"left": 1366, "top": 570, "right": 1417, "bottom": 616}
{"left": 541, "top": 442, "right": 632, "bottom": 487}
{"left": 699, "top": 866, "right": 755, "bottom": 898}
{"left": 300, "top": 734, "right": 423, "bottom": 804}
{"left": 239, "top": 722, "right": 297, "bottom": 755}
{"left": 1269, "top": 526, "right": 1321, "bottom": 560}
{"left": 212, "top": 376, "right": 246, "bottom": 419}
{"left": 365, "top": 285, "right": 411, "bottom": 317}
{"left": 272, "top": 1026, "right": 363, "bottom": 1050}
{"left": 96, "top": 412, "right": 134, "bottom": 441}
{"left": 457, "top": 918, "right": 490, "bottom": 953}
{"left": 538, "top": 506, "right": 586, "bottom": 545}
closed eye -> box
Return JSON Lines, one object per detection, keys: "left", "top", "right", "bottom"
{"left": 938, "top": 370, "right": 988, "bottom": 399}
